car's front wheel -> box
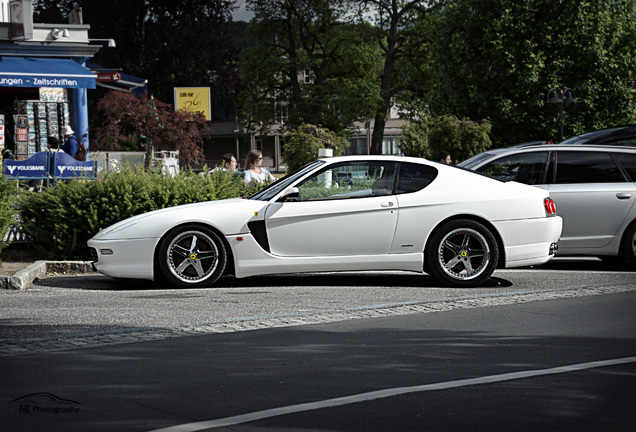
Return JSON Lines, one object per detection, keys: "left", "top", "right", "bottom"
{"left": 426, "top": 219, "right": 499, "bottom": 287}
{"left": 158, "top": 224, "right": 226, "bottom": 288}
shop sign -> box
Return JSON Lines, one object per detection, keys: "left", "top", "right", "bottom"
{"left": 2, "top": 151, "right": 97, "bottom": 180}
{"left": 173, "top": 87, "right": 211, "bottom": 121}
{"left": 17, "top": 128, "right": 28, "bottom": 142}
{"left": 3, "top": 151, "right": 48, "bottom": 177}
{"left": 96, "top": 72, "right": 121, "bottom": 82}
{"left": 17, "top": 115, "right": 28, "bottom": 129}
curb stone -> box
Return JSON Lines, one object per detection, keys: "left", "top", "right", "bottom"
{"left": 0, "top": 261, "right": 94, "bottom": 290}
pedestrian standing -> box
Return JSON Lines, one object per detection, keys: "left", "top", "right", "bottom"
{"left": 61, "top": 125, "right": 78, "bottom": 158}
{"left": 244, "top": 150, "right": 275, "bottom": 187}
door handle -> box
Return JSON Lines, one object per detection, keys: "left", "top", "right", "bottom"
{"left": 617, "top": 193, "right": 632, "bottom": 200}
{"left": 381, "top": 202, "right": 394, "bottom": 208}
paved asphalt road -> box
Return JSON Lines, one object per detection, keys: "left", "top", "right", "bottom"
{"left": 1, "top": 258, "right": 635, "bottom": 431}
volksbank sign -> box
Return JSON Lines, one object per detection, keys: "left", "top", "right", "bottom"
{"left": 3, "top": 152, "right": 97, "bottom": 181}
{"left": 0, "top": 57, "right": 96, "bottom": 89}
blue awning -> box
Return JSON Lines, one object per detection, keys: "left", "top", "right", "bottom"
{"left": 86, "top": 62, "right": 147, "bottom": 97}
{"left": 0, "top": 56, "right": 96, "bottom": 89}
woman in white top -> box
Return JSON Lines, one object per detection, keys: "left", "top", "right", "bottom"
{"left": 244, "top": 150, "right": 275, "bottom": 187}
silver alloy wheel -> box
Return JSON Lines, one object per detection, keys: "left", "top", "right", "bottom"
{"left": 165, "top": 230, "right": 219, "bottom": 283}
{"left": 437, "top": 227, "right": 491, "bottom": 281}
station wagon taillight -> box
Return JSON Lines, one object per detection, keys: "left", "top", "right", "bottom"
{"left": 544, "top": 198, "right": 557, "bottom": 215}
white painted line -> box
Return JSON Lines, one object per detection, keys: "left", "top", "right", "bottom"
{"left": 148, "top": 356, "right": 636, "bottom": 432}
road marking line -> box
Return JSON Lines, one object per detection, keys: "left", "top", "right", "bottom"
{"left": 148, "top": 356, "right": 636, "bottom": 432}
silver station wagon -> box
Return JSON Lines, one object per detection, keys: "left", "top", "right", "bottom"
{"left": 459, "top": 144, "right": 636, "bottom": 267}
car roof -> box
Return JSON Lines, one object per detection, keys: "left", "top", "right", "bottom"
{"left": 560, "top": 125, "right": 636, "bottom": 145}
{"left": 486, "top": 143, "right": 636, "bottom": 154}
{"left": 458, "top": 143, "right": 636, "bottom": 169}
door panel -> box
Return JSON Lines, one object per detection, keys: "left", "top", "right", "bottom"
{"left": 264, "top": 197, "right": 398, "bottom": 256}
{"left": 264, "top": 160, "right": 400, "bottom": 257}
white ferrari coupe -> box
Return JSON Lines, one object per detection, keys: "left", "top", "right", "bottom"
{"left": 88, "top": 155, "right": 562, "bottom": 288}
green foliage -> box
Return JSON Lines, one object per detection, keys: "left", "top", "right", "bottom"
{"left": 425, "top": 0, "right": 636, "bottom": 147}
{"left": 283, "top": 124, "right": 350, "bottom": 172}
{"left": 239, "top": 1, "right": 383, "bottom": 135}
{"left": 397, "top": 120, "right": 430, "bottom": 158}
{"left": 15, "top": 169, "right": 253, "bottom": 260}
{"left": 427, "top": 115, "right": 492, "bottom": 162}
{"left": 0, "top": 175, "right": 17, "bottom": 256}
{"left": 34, "top": 1, "right": 240, "bottom": 106}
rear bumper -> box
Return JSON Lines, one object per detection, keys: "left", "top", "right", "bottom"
{"left": 494, "top": 216, "right": 563, "bottom": 268}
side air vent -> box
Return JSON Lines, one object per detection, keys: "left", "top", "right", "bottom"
{"left": 247, "top": 220, "right": 270, "bottom": 252}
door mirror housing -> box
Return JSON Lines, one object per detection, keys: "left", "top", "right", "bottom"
{"left": 279, "top": 187, "right": 299, "bottom": 202}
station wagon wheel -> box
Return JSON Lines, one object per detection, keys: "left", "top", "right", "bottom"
{"left": 426, "top": 219, "right": 499, "bottom": 287}
{"left": 622, "top": 224, "right": 636, "bottom": 269}
{"left": 158, "top": 225, "right": 226, "bottom": 288}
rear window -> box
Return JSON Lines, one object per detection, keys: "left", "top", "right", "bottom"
{"left": 554, "top": 151, "right": 624, "bottom": 183}
{"left": 395, "top": 163, "right": 438, "bottom": 193}
{"left": 616, "top": 153, "right": 636, "bottom": 181}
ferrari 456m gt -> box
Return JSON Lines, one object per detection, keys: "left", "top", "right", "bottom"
{"left": 88, "top": 155, "right": 562, "bottom": 288}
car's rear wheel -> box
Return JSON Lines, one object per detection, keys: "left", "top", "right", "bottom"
{"left": 621, "top": 224, "right": 636, "bottom": 269}
{"left": 426, "top": 219, "right": 498, "bottom": 287}
{"left": 158, "top": 224, "right": 226, "bottom": 288}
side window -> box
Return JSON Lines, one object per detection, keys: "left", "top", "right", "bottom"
{"left": 616, "top": 153, "right": 636, "bottom": 181}
{"left": 555, "top": 151, "right": 624, "bottom": 184}
{"left": 296, "top": 161, "right": 397, "bottom": 201}
{"left": 476, "top": 151, "right": 548, "bottom": 184}
{"left": 395, "top": 163, "right": 438, "bottom": 194}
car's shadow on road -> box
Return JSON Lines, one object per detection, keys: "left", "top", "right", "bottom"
{"left": 37, "top": 256, "right": 632, "bottom": 292}
{"left": 36, "top": 271, "right": 514, "bottom": 291}
{"left": 535, "top": 257, "right": 632, "bottom": 272}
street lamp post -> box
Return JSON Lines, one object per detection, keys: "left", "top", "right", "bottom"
{"left": 547, "top": 88, "right": 577, "bottom": 141}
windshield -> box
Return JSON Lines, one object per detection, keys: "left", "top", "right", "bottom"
{"left": 248, "top": 160, "right": 325, "bottom": 201}
{"left": 457, "top": 152, "right": 497, "bottom": 169}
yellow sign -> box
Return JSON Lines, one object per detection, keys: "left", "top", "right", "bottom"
{"left": 173, "top": 87, "right": 211, "bottom": 121}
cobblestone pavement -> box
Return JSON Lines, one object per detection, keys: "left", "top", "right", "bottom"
{"left": 2, "top": 280, "right": 634, "bottom": 357}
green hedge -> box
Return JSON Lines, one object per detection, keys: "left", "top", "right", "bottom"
{"left": 0, "top": 174, "right": 17, "bottom": 256}
{"left": 15, "top": 169, "right": 260, "bottom": 260}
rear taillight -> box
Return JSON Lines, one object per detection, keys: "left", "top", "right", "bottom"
{"left": 544, "top": 198, "right": 557, "bottom": 215}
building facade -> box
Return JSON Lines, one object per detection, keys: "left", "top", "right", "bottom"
{"left": 201, "top": 112, "right": 405, "bottom": 174}
{"left": 0, "top": 0, "right": 100, "bottom": 160}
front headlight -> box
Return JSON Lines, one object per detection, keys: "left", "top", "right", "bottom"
{"left": 92, "top": 217, "right": 139, "bottom": 239}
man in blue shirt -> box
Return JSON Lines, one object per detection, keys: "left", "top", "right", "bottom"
{"left": 61, "top": 125, "right": 78, "bottom": 158}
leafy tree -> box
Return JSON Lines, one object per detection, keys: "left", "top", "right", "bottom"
{"left": 93, "top": 91, "right": 208, "bottom": 168}
{"left": 358, "top": 0, "right": 445, "bottom": 154}
{"left": 283, "top": 124, "right": 350, "bottom": 172}
{"left": 34, "top": 0, "right": 240, "bottom": 112}
{"left": 240, "top": 0, "right": 383, "bottom": 136}
{"left": 427, "top": 115, "right": 492, "bottom": 162}
{"left": 396, "top": 120, "right": 430, "bottom": 158}
{"left": 425, "top": 0, "right": 636, "bottom": 147}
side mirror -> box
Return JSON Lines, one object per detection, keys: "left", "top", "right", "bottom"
{"left": 279, "top": 187, "right": 299, "bottom": 202}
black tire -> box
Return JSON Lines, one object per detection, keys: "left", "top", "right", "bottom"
{"left": 622, "top": 224, "right": 636, "bottom": 269}
{"left": 158, "top": 224, "right": 226, "bottom": 288}
{"left": 426, "top": 219, "right": 499, "bottom": 287}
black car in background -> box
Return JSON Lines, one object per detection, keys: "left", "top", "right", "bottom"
{"left": 561, "top": 125, "right": 636, "bottom": 146}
